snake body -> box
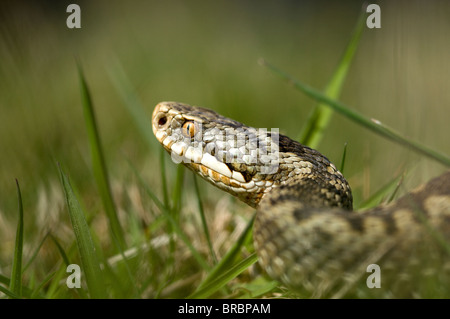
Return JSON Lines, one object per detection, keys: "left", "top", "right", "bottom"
{"left": 152, "top": 101, "right": 450, "bottom": 297}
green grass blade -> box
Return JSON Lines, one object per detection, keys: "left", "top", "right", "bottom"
{"left": 160, "top": 148, "right": 170, "bottom": 209}
{"left": 108, "top": 62, "right": 157, "bottom": 148}
{"left": 188, "top": 253, "right": 258, "bottom": 299}
{"left": 23, "top": 233, "right": 49, "bottom": 273}
{"left": 339, "top": 142, "right": 348, "bottom": 174}
{"left": 165, "top": 208, "right": 210, "bottom": 271}
{"left": 77, "top": 64, "right": 126, "bottom": 251}
{"left": 30, "top": 271, "right": 57, "bottom": 299}
{"left": 0, "top": 285, "right": 21, "bottom": 299}
{"left": 41, "top": 235, "right": 74, "bottom": 297}
{"left": 386, "top": 174, "right": 404, "bottom": 203}
{"left": 299, "top": 7, "right": 365, "bottom": 148}
{"left": 0, "top": 274, "right": 34, "bottom": 298}
{"left": 170, "top": 164, "right": 185, "bottom": 218}
{"left": 235, "top": 277, "right": 279, "bottom": 298}
{"left": 357, "top": 173, "right": 404, "bottom": 210}
{"left": 260, "top": 60, "right": 450, "bottom": 167}
{"left": 58, "top": 164, "right": 106, "bottom": 298}
{"left": 49, "top": 234, "right": 71, "bottom": 266}
{"left": 193, "top": 173, "right": 217, "bottom": 264}
{"left": 125, "top": 158, "right": 165, "bottom": 212}
{"left": 195, "top": 216, "right": 254, "bottom": 291}
{"left": 9, "top": 179, "right": 24, "bottom": 298}
{"left": 129, "top": 160, "right": 210, "bottom": 271}
{"left": 45, "top": 262, "right": 87, "bottom": 299}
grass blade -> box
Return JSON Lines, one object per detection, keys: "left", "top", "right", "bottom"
{"left": 49, "top": 234, "right": 72, "bottom": 266}
{"left": 260, "top": 60, "right": 450, "bottom": 167}
{"left": 188, "top": 253, "right": 258, "bottom": 299}
{"left": 195, "top": 216, "right": 254, "bottom": 291}
{"left": 58, "top": 164, "right": 106, "bottom": 298}
{"left": 299, "top": 6, "right": 365, "bottom": 148}
{"left": 0, "top": 285, "right": 21, "bottom": 299}
{"left": 386, "top": 174, "right": 404, "bottom": 203}
{"left": 42, "top": 235, "right": 76, "bottom": 298}
{"left": 166, "top": 208, "right": 210, "bottom": 271}
{"left": 9, "top": 179, "right": 24, "bottom": 298}
{"left": 77, "top": 64, "right": 126, "bottom": 250}
{"left": 23, "top": 232, "right": 50, "bottom": 273}
{"left": 108, "top": 62, "right": 157, "bottom": 148}
{"left": 125, "top": 157, "right": 165, "bottom": 212}
{"left": 128, "top": 160, "right": 210, "bottom": 271}
{"left": 235, "top": 277, "right": 279, "bottom": 298}
{"left": 30, "top": 271, "right": 57, "bottom": 299}
{"left": 339, "top": 142, "right": 348, "bottom": 174}
{"left": 160, "top": 148, "right": 170, "bottom": 209}
{"left": 170, "top": 164, "right": 185, "bottom": 219}
{"left": 0, "top": 274, "right": 33, "bottom": 299}
{"left": 357, "top": 173, "right": 404, "bottom": 210}
{"left": 193, "top": 173, "right": 217, "bottom": 264}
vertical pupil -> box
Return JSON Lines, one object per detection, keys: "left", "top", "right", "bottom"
{"left": 184, "top": 122, "right": 194, "bottom": 137}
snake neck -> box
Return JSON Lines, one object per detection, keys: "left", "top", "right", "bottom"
{"left": 256, "top": 134, "right": 353, "bottom": 211}
{"left": 259, "top": 177, "right": 353, "bottom": 213}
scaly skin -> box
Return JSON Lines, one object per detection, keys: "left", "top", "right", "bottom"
{"left": 152, "top": 101, "right": 450, "bottom": 297}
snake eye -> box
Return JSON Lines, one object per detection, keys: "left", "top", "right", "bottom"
{"left": 182, "top": 121, "right": 197, "bottom": 138}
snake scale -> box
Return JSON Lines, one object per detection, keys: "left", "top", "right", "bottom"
{"left": 152, "top": 101, "right": 450, "bottom": 297}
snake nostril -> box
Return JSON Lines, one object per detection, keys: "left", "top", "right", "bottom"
{"left": 158, "top": 116, "right": 167, "bottom": 127}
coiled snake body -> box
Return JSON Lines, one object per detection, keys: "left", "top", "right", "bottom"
{"left": 152, "top": 101, "right": 450, "bottom": 297}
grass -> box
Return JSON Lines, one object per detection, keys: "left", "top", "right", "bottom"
{"left": 298, "top": 6, "right": 366, "bottom": 148}
{"left": 59, "top": 163, "right": 106, "bottom": 298}
{"left": 78, "top": 64, "right": 126, "bottom": 252}
{"left": 1, "top": 1, "right": 450, "bottom": 299}
{"left": 261, "top": 59, "right": 450, "bottom": 167}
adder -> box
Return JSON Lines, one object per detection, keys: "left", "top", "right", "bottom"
{"left": 152, "top": 101, "right": 450, "bottom": 297}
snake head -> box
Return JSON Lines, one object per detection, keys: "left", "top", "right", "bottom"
{"left": 152, "top": 102, "right": 284, "bottom": 207}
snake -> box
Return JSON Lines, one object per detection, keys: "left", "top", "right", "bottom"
{"left": 151, "top": 101, "right": 450, "bottom": 297}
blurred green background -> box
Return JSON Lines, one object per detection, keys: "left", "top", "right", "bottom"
{"left": 0, "top": 0, "right": 449, "bottom": 295}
